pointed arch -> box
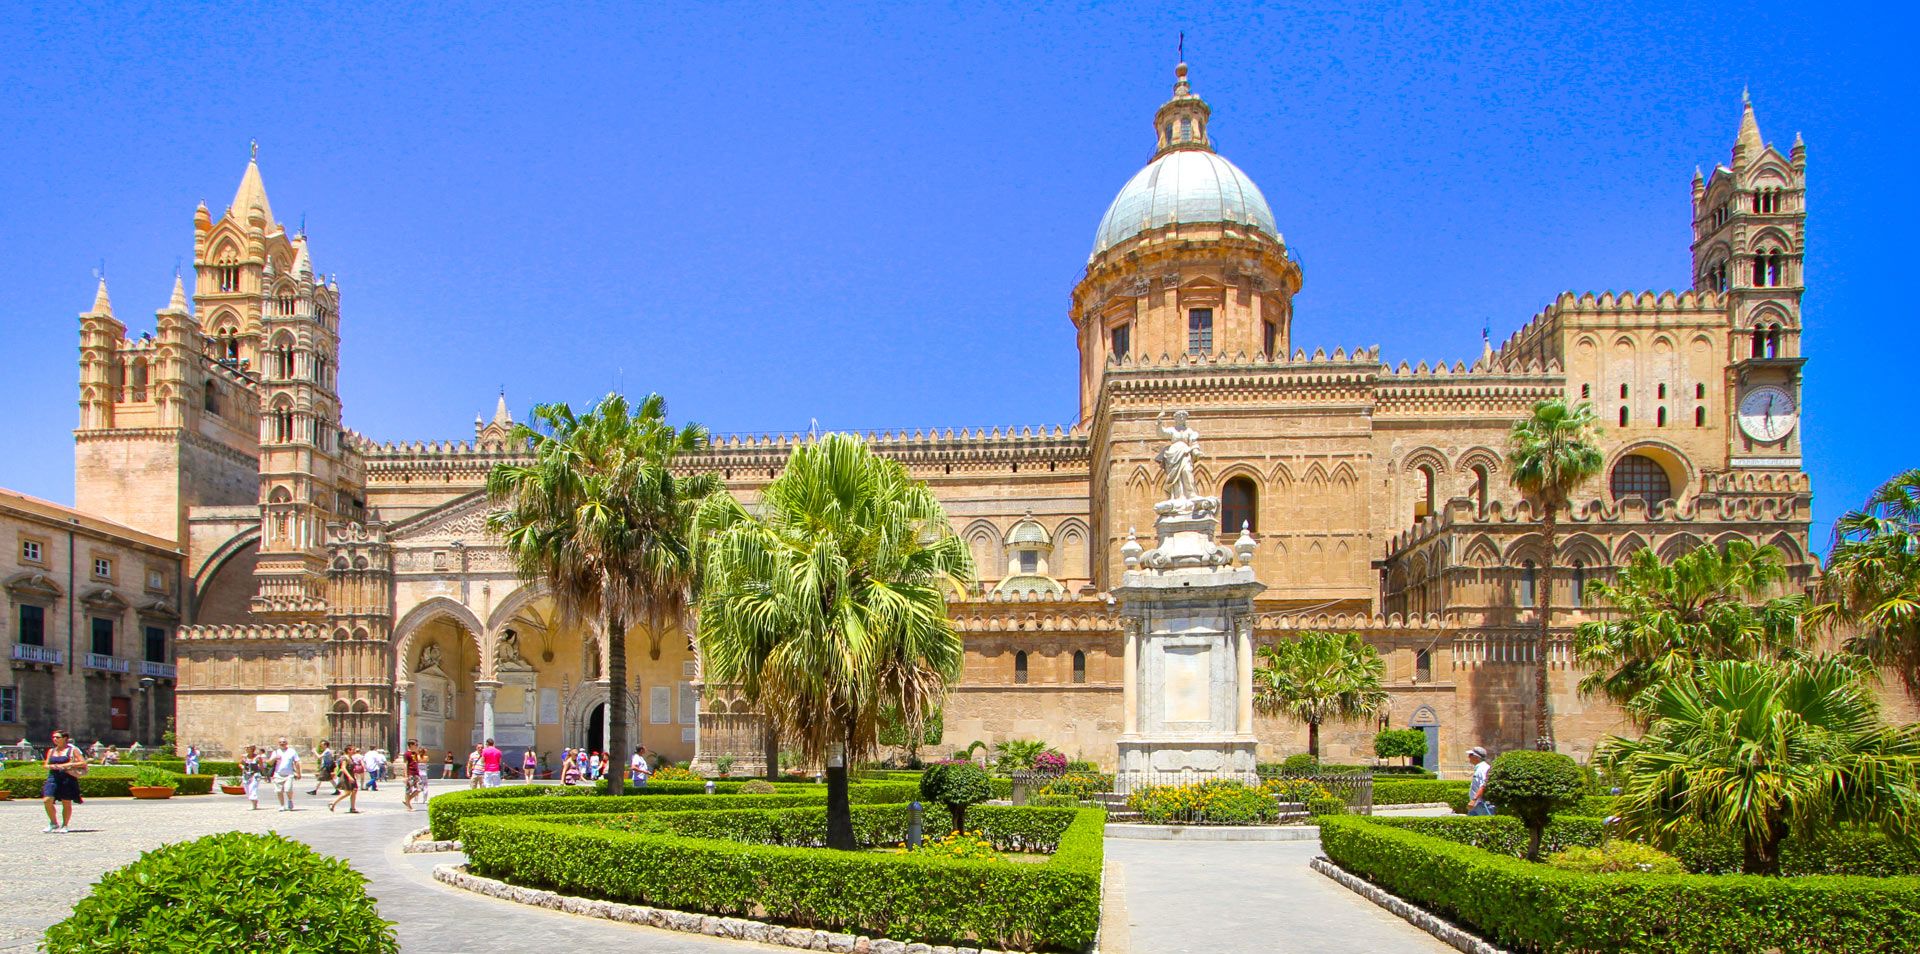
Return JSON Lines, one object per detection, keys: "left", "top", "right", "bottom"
{"left": 1614, "top": 533, "right": 1651, "bottom": 563}
{"left": 1053, "top": 517, "right": 1090, "bottom": 580}
{"left": 1461, "top": 534, "right": 1501, "bottom": 568}
{"left": 392, "top": 596, "right": 488, "bottom": 683}
{"left": 1559, "top": 532, "right": 1609, "bottom": 567}
{"left": 962, "top": 519, "right": 1003, "bottom": 580}
{"left": 1503, "top": 533, "right": 1548, "bottom": 566}
{"left": 1767, "top": 531, "right": 1807, "bottom": 564}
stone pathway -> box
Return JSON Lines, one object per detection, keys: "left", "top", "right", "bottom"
{"left": 1108, "top": 838, "right": 1456, "bottom": 954}
{"left": 0, "top": 784, "right": 1452, "bottom": 953}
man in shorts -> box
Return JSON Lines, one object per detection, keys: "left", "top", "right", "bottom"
{"left": 271, "top": 738, "right": 302, "bottom": 811}
{"left": 467, "top": 743, "right": 485, "bottom": 790}
{"left": 480, "top": 738, "right": 503, "bottom": 788}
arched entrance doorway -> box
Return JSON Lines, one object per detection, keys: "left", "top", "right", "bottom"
{"left": 586, "top": 703, "right": 606, "bottom": 755}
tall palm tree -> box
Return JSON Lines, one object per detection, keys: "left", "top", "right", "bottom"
{"left": 486, "top": 393, "right": 718, "bottom": 797}
{"left": 695, "top": 433, "right": 972, "bottom": 850}
{"left": 1252, "top": 631, "right": 1388, "bottom": 758}
{"left": 1599, "top": 656, "right": 1920, "bottom": 875}
{"left": 1810, "top": 469, "right": 1920, "bottom": 696}
{"left": 1575, "top": 539, "right": 1807, "bottom": 707}
{"left": 1506, "top": 398, "right": 1604, "bottom": 750}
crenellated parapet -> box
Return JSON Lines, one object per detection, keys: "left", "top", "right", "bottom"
{"left": 176, "top": 622, "right": 325, "bottom": 643}
{"left": 685, "top": 426, "right": 1088, "bottom": 476}
{"left": 1493, "top": 289, "right": 1733, "bottom": 371}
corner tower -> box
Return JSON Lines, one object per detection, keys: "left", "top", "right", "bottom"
{"left": 1070, "top": 63, "right": 1303, "bottom": 423}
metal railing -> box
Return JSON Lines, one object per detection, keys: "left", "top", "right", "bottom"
{"left": 137, "top": 660, "right": 177, "bottom": 679}
{"left": 11, "top": 644, "right": 63, "bottom": 665}
{"left": 82, "top": 653, "right": 131, "bottom": 674}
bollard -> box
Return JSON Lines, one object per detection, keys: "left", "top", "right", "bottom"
{"left": 907, "top": 801, "right": 924, "bottom": 849}
{"left": 705, "top": 779, "right": 716, "bottom": 795}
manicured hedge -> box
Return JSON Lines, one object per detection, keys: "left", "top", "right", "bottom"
{"left": 582, "top": 779, "right": 818, "bottom": 796}
{"left": 133, "top": 758, "right": 244, "bottom": 777}
{"left": 428, "top": 790, "right": 823, "bottom": 840}
{"left": 1370, "top": 778, "right": 1468, "bottom": 806}
{"left": 0, "top": 768, "right": 214, "bottom": 798}
{"left": 1320, "top": 815, "right": 1920, "bottom": 954}
{"left": 1368, "top": 815, "right": 1608, "bottom": 859}
{"left": 582, "top": 803, "right": 1082, "bottom": 854}
{"left": 461, "top": 806, "right": 1103, "bottom": 950}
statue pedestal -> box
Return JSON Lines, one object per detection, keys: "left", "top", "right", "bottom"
{"left": 1112, "top": 507, "right": 1263, "bottom": 793}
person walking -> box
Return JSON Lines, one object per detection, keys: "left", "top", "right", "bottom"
{"left": 479, "top": 738, "right": 503, "bottom": 788}
{"left": 560, "top": 748, "right": 580, "bottom": 786}
{"left": 587, "top": 750, "right": 601, "bottom": 781}
{"left": 183, "top": 744, "right": 200, "bottom": 776}
{"left": 631, "top": 745, "right": 650, "bottom": 788}
{"left": 270, "top": 738, "right": 302, "bottom": 811}
{"left": 328, "top": 745, "right": 364, "bottom": 813}
{"left": 522, "top": 748, "right": 537, "bottom": 781}
{"left": 363, "top": 747, "right": 384, "bottom": 791}
{"left": 41, "top": 729, "right": 86, "bottom": 833}
{"left": 240, "top": 744, "right": 264, "bottom": 810}
{"left": 442, "top": 749, "right": 455, "bottom": 780}
{"left": 1465, "top": 746, "right": 1497, "bottom": 816}
{"left": 402, "top": 739, "right": 427, "bottom": 812}
{"left": 309, "top": 740, "right": 336, "bottom": 796}
{"left": 465, "top": 743, "right": 484, "bottom": 790}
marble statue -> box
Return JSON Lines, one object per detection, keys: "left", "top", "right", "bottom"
{"left": 496, "top": 627, "right": 532, "bottom": 668}
{"left": 415, "top": 643, "right": 443, "bottom": 673}
{"left": 1155, "top": 410, "right": 1202, "bottom": 504}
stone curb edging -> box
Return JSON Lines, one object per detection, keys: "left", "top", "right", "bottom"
{"left": 1104, "top": 823, "right": 1320, "bottom": 841}
{"left": 1371, "top": 802, "right": 1454, "bottom": 812}
{"left": 433, "top": 863, "right": 1038, "bottom": 954}
{"left": 1309, "top": 857, "right": 1511, "bottom": 954}
{"left": 401, "top": 826, "right": 463, "bottom": 853}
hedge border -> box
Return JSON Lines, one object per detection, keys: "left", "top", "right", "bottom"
{"left": 459, "top": 805, "right": 1104, "bottom": 951}
{"left": 1319, "top": 814, "right": 1920, "bottom": 954}
{"left": 0, "top": 770, "right": 215, "bottom": 798}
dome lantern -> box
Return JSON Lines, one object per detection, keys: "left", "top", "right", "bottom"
{"left": 1153, "top": 62, "right": 1212, "bottom": 156}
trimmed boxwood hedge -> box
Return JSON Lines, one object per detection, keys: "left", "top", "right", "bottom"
{"left": 1321, "top": 815, "right": 1920, "bottom": 954}
{"left": 131, "top": 758, "right": 244, "bottom": 777}
{"left": 428, "top": 789, "right": 824, "bottom": 840}
{"left": 1370, "top": 778, "right": 1469, "bottom": 806}
{"left": 0, "top": 768, "right": 214, "bottom": 798}
{"left": 461, "top": 805, "right": 1103, "bottom": 950}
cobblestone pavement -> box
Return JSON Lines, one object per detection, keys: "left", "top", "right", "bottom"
{"left": 1, "top": 782, "right": 1454, "bottom": 953}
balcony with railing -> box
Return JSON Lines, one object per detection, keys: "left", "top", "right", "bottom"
{"left": 82, "top": 653, "right": 131, "bottom": 674}
{"left": 10, "top": 644, "right": 63, "bottom": 666}
{"left": 138, "top": 659, "right": 177, "bottom": 680}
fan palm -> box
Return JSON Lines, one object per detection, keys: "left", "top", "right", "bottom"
{"left": 1252, "top": 631, "right": 1388, "bottom": 758}
{"left": 485, "top": 392, "right": 718, "bottom": 797}
{"left": 1810, "top": 469, "right": 1920, "bottom": 696}
{"left": 1575, "top": 539, "right": 1807, "bottom": 707}
{"left": 1599, "top": 656, "right": 1920, "bottom": 875}
{"left": 695, "top": 433, "right": 972, "bottom": 849}
{"left": 1506, "top": 397, "right": 1605, "bottom": 750}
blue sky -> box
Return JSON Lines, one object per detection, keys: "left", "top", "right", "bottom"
{"left": 0, "top": 1, "right": 1909, "bottom": 548}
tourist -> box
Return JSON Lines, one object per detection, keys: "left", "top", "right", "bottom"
{"left": 183, "top": 744, "right": 200, "bottom": 776}
{"left": 1465, "top": 746, "right": 1496, "bottom": 816}
{"left": 561, "top": 748, "right": 581, "bottom": 786}
{"left": 240, "top": 744, "right": 264, "bottom": 809}
{"left": 309, "top": 740, "right": 336, "bottom": 796}
{"left": 364, "top": 747, "right": 385, "bottom": 791}
{"left": 329, "top": 745, "right": 363, "bottom": 813}
{"left": 466, "top": 743, "right": 484, "bottom": 790}
{"left": 402, "top": 739, "right": 426, "bottom": 812}
{"left": 587, "top": 750, "right": 602, "bottom": 780}
{"left": 41, "top": 729, "right": 86, "bottom": 833}
{"left": 631, "top": 745, "right": 650, "bottom": 788}
{"left": 480, "top": 737, "right": 503, "bottom": 788}
{"left": 102, "top": 745, "right": 119, "bottom": 766}
{"left": 442, "top": 749, "right": 456, "bottom": 779}
{"left": 522, "top": 748, "right": 537, "bottom": 781}
{"left": 270, "top": 737, "right": 302, "bottom": 811}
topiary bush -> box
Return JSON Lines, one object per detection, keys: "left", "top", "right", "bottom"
{"left": 42, "top": 831, "right": 397, "bottom": 953}
{"left": 1281, "top": 753, "right": 1320, "bottom": 775}
{"left": 1373, "top": 728, "right": 1428, "bottom": 768}
{"left": 1547, "top": 841, "right": 1687, "bottom": 874}
{"left": 1482, "top": 751, "right": 1588, "bottom": 860}
{"left": 739, "top": 779, "right": 776, "bottom": 794}
{"left": 919, "top": 760, "right": 994, "bottom": 833}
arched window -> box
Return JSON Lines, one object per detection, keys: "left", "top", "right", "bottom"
{"left": 1752, "top": 328, "right": 1766, "bottom": 358}
{"left": 1414, "top": 648, "right": 1432, "bottom": 682}
{"left": 1221, "top": 476, "right": 1257, "bottom": 534}
{"left": 1072, "top": 650, "right": 1087, "bottom": 684}
{"left": 203, "top": 380, "right": 219, "bottom": 415}
{"left": 1570, "top": 562, "right": 1586, "bottom": 608}
{"left": 1657, "top": 407, "right": 1668, "bottom": 427}
{"left": 1610, "top": 454, "right": 1673, "bottom": 506}
{"left": 1619, "top": 406, "right": 1630, "bottom": 427}
{"left": 1696, "top": 383, "right": 1706, "bottom": 399}
{"left": 1413, "top": 466, "right": 1435, "bottom": 522}
{"left": 129, "top": 358, "right": 148, "bottom": 402}
{"left": 1765, "top": 325, "right": 1781, "bottom": 359}
{"left": 1013, "top": 651, "right": 1029, "bottom": 685}
{"left": 1695, "top": 406, "right": 1706, "bottom": 427}
{"left": 1520, "top": 560, "right": 1537, "bottom": 607}
{"left": 1468, "top": 465, "right": 1490, "bottom": 514}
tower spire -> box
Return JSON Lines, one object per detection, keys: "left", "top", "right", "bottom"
{"left": 231, "top": 145, "right": 275, "bottom": 224}
{"left": 1735, "top": 90, "right": 1763, "bottom": 159}
{"left": 88, "top": 276, "right": 114, "bottom": 318}
{"left": 164, "top": 274, "right": 189, "bottom": 315}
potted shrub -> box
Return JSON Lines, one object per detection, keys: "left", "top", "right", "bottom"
{"left": 218, "top": 775, "right": 246, "bottom": 795}
{"left": 129, "top": 767, "right": 179, "bottom": 799}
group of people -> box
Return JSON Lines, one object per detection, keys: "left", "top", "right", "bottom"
{"left": 558, "top": 745, "right": 652, "bottom": 786}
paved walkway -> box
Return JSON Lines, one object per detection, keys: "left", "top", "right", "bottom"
{"left": 0, "top": 783, "right": 1450, "bottom": 953}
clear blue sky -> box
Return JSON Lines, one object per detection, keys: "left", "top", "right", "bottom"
{"left": 1, "top": 1, "right": 1910, "bottom": 549}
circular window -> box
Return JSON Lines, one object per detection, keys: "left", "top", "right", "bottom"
{"left": 1610, "top": 454, "right": 1672, "bottom": 505}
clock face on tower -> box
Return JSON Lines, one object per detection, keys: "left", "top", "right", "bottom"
{"left": 1737, "top": 385, "right": 1798, "bottom": 442}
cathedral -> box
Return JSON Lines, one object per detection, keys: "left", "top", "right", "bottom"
{"left": 33, "top": 66, "right": 1813, "bottom": 774}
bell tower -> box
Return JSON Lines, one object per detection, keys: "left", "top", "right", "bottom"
{"left": 1691, "top": 94, "right": 1806, "bottom": 465}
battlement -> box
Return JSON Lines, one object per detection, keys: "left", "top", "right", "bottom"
{"left": 1383, "top": 486, "right": 1810, "bottom": 555}
{"left": 1494, "top": 288, "right": 1732, "bottom": 369}
{"left": 177, "top": 622, "right": 324, "bottom": 642}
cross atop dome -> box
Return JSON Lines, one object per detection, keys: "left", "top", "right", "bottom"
{"left": 1153, "top": 62, "right": 1213, "bottom": 157}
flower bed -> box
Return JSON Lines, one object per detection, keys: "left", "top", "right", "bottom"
{"left": 1319, "top": 814, "right": 1920, "bottom": 953}
{"left": 460, "top": 805, "right": 1102, "bottom": 951}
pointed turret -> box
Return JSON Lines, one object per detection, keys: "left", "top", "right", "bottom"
{"left": 231, "top": 147, "right": 275, "bottom": 225}
{"left": 492, "top": 391, "right": 512, "bottom": 427}
{"left": 163, "top": 275, "right": 189, "bottom": 315}
{"left": 1734, "top": 89, "right": 1763, "bottom": 161}
{"left": 292, "top": 237, "right": 312, "bottom": 279}
{"left": 88, "top": 277, "right": 114, "bottom": 318}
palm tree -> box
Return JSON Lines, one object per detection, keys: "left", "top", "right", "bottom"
{"left": 1575, "top": 539, "right": 1807, "bottom": 707}
{"left": 1252, "top": 631, "right": 1389, "bottom": 758}
{"left": 1810, "top": 469, "right": 1920, "bottom": 696}
{"left": 485, "top": 393, "right": 718, "bottom": 797}
{"left": 695, "top": 433, "right": 972, "bottom": 850}
{"left": 1506, "top": 397, "right": 1604, "bottom": 750}
{"left": 1599, "top": 656, "right": 1920, "bottom": 875}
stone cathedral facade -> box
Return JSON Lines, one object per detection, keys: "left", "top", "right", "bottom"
{"left": 45, "top": 68, "right": 1814, "bottom": 774}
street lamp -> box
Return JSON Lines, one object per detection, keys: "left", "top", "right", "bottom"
{"left": 137, "top": 676, "right": 156, "bottom": 747}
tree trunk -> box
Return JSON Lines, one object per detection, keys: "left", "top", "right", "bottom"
{"left": 1743, "top": 813, "right": 1789, "bottom": 875}
{"left": 1308, "top": 721, "right": 1321, "bottom": 758}
{"left": 606, "top": 614, "right": 628, "bottom": 797}
{"left": 763, "top": 719, "right": 780, "bottom": 783}
{"left": 1526, "top": 824, "right": 1545, "bottom": 863}
{"left": 825, "top": 725, "right": 855, "bottom": 851}
{"left": 1535, "top": 500, "right": 1558, "bottom": 751}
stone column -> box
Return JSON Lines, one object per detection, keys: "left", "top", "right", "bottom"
{"left": 1121, "top": 617, "right": 1140, "bottom": 736}
{"left": 1235, "top": 615, "right": 1254, "bottom": 736}
{"left": 476, "top": 681, "right": 499, "bottom": 741}
{"left": 395, "top": 680, "right": 411, "bottom": 750}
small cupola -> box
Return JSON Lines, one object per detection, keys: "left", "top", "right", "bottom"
{"left": 1153, "top": 63, "right": 1213, "bottom": 156}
